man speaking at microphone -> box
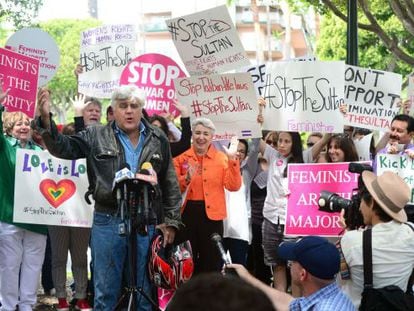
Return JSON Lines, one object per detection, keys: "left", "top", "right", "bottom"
{"left": 34, "top": 85, "right": 182, "bottom": 311}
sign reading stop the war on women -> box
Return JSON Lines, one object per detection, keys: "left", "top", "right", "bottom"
{"left": 6, "top": 27, "right": 60, "bottom": 86}
{"left": 0, "top": 47, "right": 39, "bottom": 118}
{"left": 376, "top": 154, "right": 414, "bottom": 204}
{"left": 78, "top": 24, "right": 136, "bottom": 98}
{"left": 13, "top": 149, "right": 93, "bottom": 228}
{"left": 166, "top": 5, "right": 250, "bottom": 76}
{"left": 344, "top": 65, "right": 401, "bottom": 131}
{"left": 120, "top": 53, "right": 186, "bottom": 117}
{"left": 262, "top": 61, "right": 345, "bottom": 133}
{"left": 174, "top": 72, "right": 261, "bottom": 140}
{"left": 286, "top": 162, "right": 360, "bottom": 236}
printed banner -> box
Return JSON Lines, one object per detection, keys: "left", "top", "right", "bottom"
{"left": 78, "top": 24, "right": 136, "bottom": 98}
{"left": 376, "top": 153, "right": 414, "bottom": 203}
{"left": 120, "top": 53, "right": 186, "bottom": 117}
{"left": 262, "top": 61, "right": 345, "bottom": 133}
{"left": 286, "top": 162, "right": 360, "bottom": 236}
{"left": 0, "top": 47, "right": 39, "bottom": 118}
{"left": 6, "top": 27, "right": 60, "bottom": 86}
{"left": 344, "top": 65, "right": 401, "bottom": 131}
{"left": 166, "top": 5, "right": 250, "bottom": 76}
{"left": 13, "top": 149, "right": 93, "bottom": 227}
{"left": 174, "top": 72, "right": 261, "bottom": 140}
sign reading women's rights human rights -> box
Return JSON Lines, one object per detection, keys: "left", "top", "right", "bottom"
{"left": 286, "top": 162, "right": 361, "bottom": 236}
{"left": 344, "top": 65, "right": 401, "bottom": 131}
{"left": 120, "top": 53, "right": 186, "bottom": 117}
{"left": 376, "top": 154, "right": 414, "bottom": 203}
{"left": 174, "top": 72, "right": 261, "bottom": 140}
{"left": 78, "top": 24, "right": 136, "bottom": 98}
{"left": 13, "top": 150, "right": 93, "bottom": 228}
{"left": 166, "top": 5, "right": 250, "bottom": 76}
{"left": 6, "top": 27, "right": 60, "bottom": 86}
{"left": 262, "top": 61, "right": 345, "bottom": 133}
{"left": 0, "top": 47, "right": 39, "bottom": 118}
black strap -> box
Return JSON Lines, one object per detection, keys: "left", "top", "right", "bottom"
{"left": 362, "top": 228, "right": 373, "bottom": 288}
{"left": 404, "top": 222, "right": 414, "bottom": 232}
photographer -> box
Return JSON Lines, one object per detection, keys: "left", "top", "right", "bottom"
{"left": 340, "top": 171, "right": 414, "bottom": 308}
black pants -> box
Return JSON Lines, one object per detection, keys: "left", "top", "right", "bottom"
{"left": 180, "top": 201, "right": 223, "bottom": 275}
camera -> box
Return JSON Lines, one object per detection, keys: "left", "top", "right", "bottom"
{"left": 318, "top": 162, "right": 372, "bottom": 230}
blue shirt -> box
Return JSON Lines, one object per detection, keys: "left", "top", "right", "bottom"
{"left": 289, "top": 282, "right": 355, "bottom": 311}
{"left": 114, "top": 122, "right": 146, "bottom": 173}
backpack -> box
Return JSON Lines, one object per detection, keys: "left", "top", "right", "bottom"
{"left": 359, "top": 227, "right": 414, "bottom": 311}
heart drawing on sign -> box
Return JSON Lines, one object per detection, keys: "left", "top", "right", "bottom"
{"left": 39, "top": 179, "right": 76, "bottom": 208}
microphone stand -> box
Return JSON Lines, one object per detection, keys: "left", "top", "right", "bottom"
{"left": 114, "top": 179, "right": 160, "bottom": 311}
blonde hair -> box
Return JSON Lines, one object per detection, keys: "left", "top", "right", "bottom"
{"left": 3, "top": 111, "right": 30, "bottom": 136}
{"left": 111, "top": 85, "right": 146, "bottom": 109}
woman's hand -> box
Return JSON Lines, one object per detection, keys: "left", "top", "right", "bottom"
{"left": 70, "top": 94, "right": 87, "bottom": 117}
{"left": 173, "top": 99, "right": 189, "bottom": 118}
{"left": 223, "top": 136, "right": 239, "bottom": 160}
{"left": 0, "top": 86, "right": 10, "bottom": 106}
{"left": 37, "top": 87, "right": 52, "bottom": 129}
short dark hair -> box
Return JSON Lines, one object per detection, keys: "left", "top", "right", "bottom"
{"left": 238, "top": 139, "right": 249, "bottom": 155}
{"left": 166, "top": 273, "right": 275, "bottom": 311}
{"left": 361, "top": 189, "right": 393, "bottom": 223}
{"left": 392, "top": 114, "right": 414, "bottom": 133}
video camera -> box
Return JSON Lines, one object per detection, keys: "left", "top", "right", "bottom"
{"left": 318, "top": 162, "right": 372, "bottom": 230}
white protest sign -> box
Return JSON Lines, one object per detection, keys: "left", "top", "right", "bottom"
{"left": 376, "top": 153, "right": 414, "bottom": 203}
{"left": 6, "top": 27, "right": 60, "bottom": 86}
{"left": 78, "top": 24, "right": 136, "bottom": 98}
{"left": 344, "top": 65, "right": 401, "bottom": 131}
{"left": 243, "top": 64, "right": 266, "bottom": 97}
{"left": 174, "top": 72, "right": 261, "bottom": 140}
{"left": 353, "top": 133, "right": 373, "bottom": 161}
{"left": 13, "top": 149, "right": 93, "bottom": 227}
{"left": 166, "top": 5, "right": 250, "bottom": 76}
{"left": 262, "top": 61, "right": 345, "bottom": 133}
{"left": 408, "top": 75, "right": 414, "bottom": 116}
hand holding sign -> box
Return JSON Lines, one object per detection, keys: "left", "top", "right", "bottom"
{"left": 37, "top": 88, "right": 51, "bottom": 129}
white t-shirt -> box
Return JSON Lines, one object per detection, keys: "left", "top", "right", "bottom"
{"left": 340, "top": 221, "right": 414, "bottom": 308}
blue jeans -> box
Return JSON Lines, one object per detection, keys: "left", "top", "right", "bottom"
{"left": 91, "top": 212, "right": 155, "bottom": 311}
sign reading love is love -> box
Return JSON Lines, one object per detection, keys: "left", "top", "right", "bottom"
{"left": 13, "top": 149, "right": 93, "bottom": 228}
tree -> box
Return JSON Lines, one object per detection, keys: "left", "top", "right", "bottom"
{"left": 38, "top": 19, "right": 102, "bottom": 123}
{"left": 0, "top": 0, "right": 44, "bottom": 29}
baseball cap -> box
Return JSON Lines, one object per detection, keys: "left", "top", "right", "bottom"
{"left": 278, "top": 236, "right": 340, "bottom": 280}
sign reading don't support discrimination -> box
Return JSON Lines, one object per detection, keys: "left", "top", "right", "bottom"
{"left": 174, "top": 72, "right": 261, "bottom": 140}
{"left": 13, "top": 149, "right": 93, "bottom": 228}
{"left": 344, "top": 65, "right": 401, "bottom": 131}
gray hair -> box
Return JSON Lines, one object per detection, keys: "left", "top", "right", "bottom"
{"left": 191, "top": 117, "right": 216, "bottom": 135}
{"left": 111, "top": 85, "right": 146, "bottom": 108}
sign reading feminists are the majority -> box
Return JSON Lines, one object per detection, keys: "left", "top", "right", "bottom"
{"left": 174, "top": 72, "right": 261, "bottom": 140}
{"left": 262, "top": 60, "right": 345, "bottom": 133}
{"left": 166, "top": 5, "right": 250, "bottom": 76}
{"left": 344, "top": 65, "right": 401, "bottom": 131}
{"left": 13, "top": 150, "right": 93, "bottom": 228}
{"left": 78, "top": 24, "right": 136, "bottom": 98}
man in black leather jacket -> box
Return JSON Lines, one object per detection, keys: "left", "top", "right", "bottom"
{"left": 34, "top": 85, "right": 182, "bottom": 311}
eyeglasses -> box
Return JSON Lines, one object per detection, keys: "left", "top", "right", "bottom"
{"left": 266, "top": 139, "right": 277, "bottom": 146}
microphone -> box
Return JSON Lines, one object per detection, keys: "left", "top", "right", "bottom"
{"left": 112, "top": 166, "right": 134, "bottom": 190}
{"left": 211, "top": 233, "right": 231, "bottom": 265}
{"left": 135, "top": 162, "right": 157, "bottom": 185}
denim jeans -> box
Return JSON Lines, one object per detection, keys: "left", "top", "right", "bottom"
{"left": 91, "top": 212, "right": 155, "bottom": 311}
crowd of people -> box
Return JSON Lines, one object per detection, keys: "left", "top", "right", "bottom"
{"left": 1, "top": 76, "right": 414, "bottom": 311}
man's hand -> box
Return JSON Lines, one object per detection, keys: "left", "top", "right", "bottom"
{"left": 156, "top": 223, "right": 176, "bottom": 247}
{"left": 37, "top": 88, "right": 52, "bottom": 129}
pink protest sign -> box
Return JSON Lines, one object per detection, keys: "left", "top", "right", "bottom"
{"left": 120, "top": 53, "right": 186, "bottom": 117}
{"left": 0, "top": 47, "right": 39, "bottom": 118}
{"left": 286, "top": 162, "right": 359, "bottom": 236}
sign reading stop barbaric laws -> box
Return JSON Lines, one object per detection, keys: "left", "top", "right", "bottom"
{"left": 344, "top": 65, "right": 401, "bottom": 131}
{"left": 262, "top": 61, "right": 345, "bottom": 133}
{"left": 78, "top": 24, "right": 136, "bottom": 98}
{"left": 120, "top": 53, "right": 186, "bottom": 117}
{"left": 166, "top": 5, "right": 250, "bottom": 76}
{"left": 174, "top": 72, "right": 261, "bottom": 140}
{"left": 13, "top": 149, "right": 93, "bottom": 228}
{"left": 0, "top": 47, "right": 39, "bottom": 118}
{"left": 6, "top": 27, "right": 60, "bottom": 86}
{"left": 286, "top": 162, "right": 360, "bottom": 236}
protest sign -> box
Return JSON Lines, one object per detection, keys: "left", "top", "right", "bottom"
{"left": 6, "top": 27, "right": 60, "bottom": 86}
{"left": 78, "top": 24, "right": 136, "bottom": 98}
{"left": 243, "top": 64, "right": 266, "bottom": 97}
{"left": 174, "top": 72, "right": 261, "bottom": 140}
{"left": 344, "top": 65, "right": 401, "bottom": 131}
{"left": 120, "top": 53, "right": 186, "bottom": 117}
{"left": 13, "top": 149, "right": 93, "bottom": 227}
{"left": 166, "top": 5, "right": 250, "bottom": 76}
{"left": 353, "top": 133, "right": 373, "bottom": 161}
{"left": 286, "top": 162, "right": 360, "bottom": 236}
{"left": 262, "top": 60, "right": 345, "bottom": 133}
{"left": 376, "top": 153, "right": 414, "bottom": 203}
{"left": 0, "top": 47, "right": 39, "bottom": 118}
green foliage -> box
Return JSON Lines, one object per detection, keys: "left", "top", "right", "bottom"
{"left": 0, "top": 0, "right": 43, "bottom": 29}
{"left": 38, "top": 19, "right": 102, "bottom": 123}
